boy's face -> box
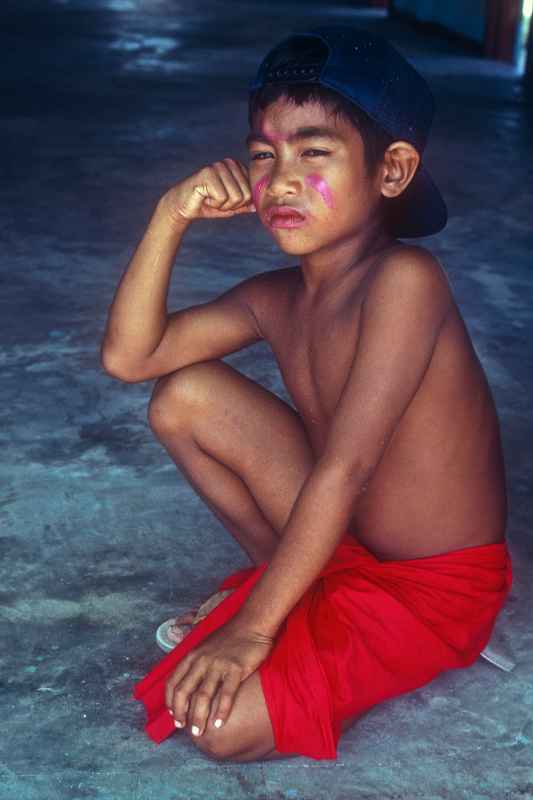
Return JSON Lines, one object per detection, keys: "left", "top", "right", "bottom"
{"left": 246, "top": 96, "right": 385, "bottom": 257}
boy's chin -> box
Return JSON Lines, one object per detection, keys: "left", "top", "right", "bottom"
{"left": 265, "top": 224, "right": 337, "bottom": 256}
{"left": 274, "top": 243, "right": 316, "bottom": 256}
{"left": 268, "top": 235, "right": 319, "bottom": 256}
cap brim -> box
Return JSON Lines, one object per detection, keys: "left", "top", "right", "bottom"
{"left": 385, "top": 164, "right": 447, "bottom": 239}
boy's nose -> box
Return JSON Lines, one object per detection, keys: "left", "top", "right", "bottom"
{"left": 265, "top": 166, "right": 300, "bottom": 201}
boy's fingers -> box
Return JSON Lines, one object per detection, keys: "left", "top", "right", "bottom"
{"left": 189, "top": 672, "right": 222, "bottom": 736}
{"left": 165, "top": 654, "right": 195, "bottom": 709}
{"left": 238, "top": 158, "right": 251, "bottom": 175}
{"left": 220, "top": 158, "right": 254, "bottom": 205}
{"left": 227, "top": 157, "right": 254, "bottom": 194}
{"left": 214, "top": 159, "right": 248, "bottom": 208}
{"left": 234, "top": 167, "right": 254, "bottom": 207}
{"left": 171, "top": 662, "right": 207, "bottom": 725}
{"left": 212, "top": 669, "right": 242, "bottom": 728}
{"left": 193, "top": 178, "right": 226, "bottom": 210}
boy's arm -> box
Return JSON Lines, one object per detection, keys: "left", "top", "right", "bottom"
{"left": 237, "top": 248, "right": 453, "bottom": 637}
{"left": 101, "top": 159, "right": 259, "bottom": 383}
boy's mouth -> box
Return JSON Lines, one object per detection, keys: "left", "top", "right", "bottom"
{"left": 266, "top": 205, "right": 307, "bottom": 229}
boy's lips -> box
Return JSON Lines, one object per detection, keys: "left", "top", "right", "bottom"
{"left": 266, "top": 205, "right": 307, "bottom": 229}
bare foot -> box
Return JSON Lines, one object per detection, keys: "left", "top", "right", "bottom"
{"left": 167, "top": 589, "right": 234, "bottom": 644}
{"left": 172, "top": 609, "right": 197, "bottom": 627}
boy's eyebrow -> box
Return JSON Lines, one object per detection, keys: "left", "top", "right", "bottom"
{"left": 245, "top": 125, "right": 344, "bottom": 147}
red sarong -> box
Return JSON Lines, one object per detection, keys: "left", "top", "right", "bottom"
{"left": 133, "top": 534, "right": 512, "bottom": 760}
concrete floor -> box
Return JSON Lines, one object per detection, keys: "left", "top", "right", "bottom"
{"left": 1, "top": 1, "right": 532, "bottom": 798}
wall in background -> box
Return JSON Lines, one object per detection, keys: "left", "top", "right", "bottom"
{"left": 392, "top": 0, "right": 486, "bottom": 44}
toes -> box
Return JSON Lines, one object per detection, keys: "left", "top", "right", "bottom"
{"left": 175, "top": 612, "right": 197, "bottom": 625}
{"left": 167, "top": 621, "right": 194, "bottom": 644}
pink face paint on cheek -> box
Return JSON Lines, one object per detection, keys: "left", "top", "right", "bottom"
{"left": 305, "top": 174, "right": 335, "bottom": 210}
{"left": 252, "top": 174, "right": 269, "bottom": 208}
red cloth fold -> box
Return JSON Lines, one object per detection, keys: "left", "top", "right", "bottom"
{"left": 133, "top": 534, "right": 512, "bottom": 760}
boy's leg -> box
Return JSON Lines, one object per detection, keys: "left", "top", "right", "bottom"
{"left": 147, "top": 359, "right": 352, "bottom": 761}
{"left": 184, "top": 671, "right": 361, "bottom": 763}
{"left": 147, "top": 358, "right": 316, "bottom": 565}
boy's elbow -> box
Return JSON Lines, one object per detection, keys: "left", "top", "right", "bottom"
{"left": 100, "top": 348, "right": 142, "bottom": 383}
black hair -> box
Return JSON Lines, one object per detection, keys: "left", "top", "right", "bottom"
{"left": 248, "top": 82, "right": 395, "bottom": 178}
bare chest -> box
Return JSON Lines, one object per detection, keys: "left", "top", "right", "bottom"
{"left": 268, "top": 297, "right": 361, "bottom": 456}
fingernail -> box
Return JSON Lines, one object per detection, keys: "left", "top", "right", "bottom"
{"left": 214, "top": 718, "right": 223, "bottom": 729}
{"left": 174, "top": 720, "right": 184, "bottom": 728}
{"left": 191, "top": 725, "right": 200, "bottom": 736}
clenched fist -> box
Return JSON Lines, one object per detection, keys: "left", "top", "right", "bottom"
{"left": 160, "top": 158, "right": 256, "bottom": 225}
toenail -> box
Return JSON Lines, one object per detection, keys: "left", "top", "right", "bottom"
{"left": 191, "top": 725, "right": 200, "bottom": 736}
{"left": 174, "top": 720, "right": 184, "bottom": 728}
{"left": 214, "top": 718, "right": 223, "bottom": 728}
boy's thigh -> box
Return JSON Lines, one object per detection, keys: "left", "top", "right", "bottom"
{"left": 149, "top": 359, "right": 316, "bottom": 533}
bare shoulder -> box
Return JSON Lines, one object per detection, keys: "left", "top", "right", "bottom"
{"left": 238, "top": 265, "right": 297, "bottom": 336}
{"left": 372, "top": 243, "right": 451, "bottom": 288}
{"left": 363, "top": 243, "right": 453, "bottom": 318}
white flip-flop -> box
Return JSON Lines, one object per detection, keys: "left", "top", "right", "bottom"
{"left": 155, "top": 589, "right": 234, "bottom": 653}
{"left": 156, "top": 619, "right": 193, "bottom": 653}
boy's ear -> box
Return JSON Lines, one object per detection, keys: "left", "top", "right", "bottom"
{"left": 380, "top": 141, "right": 420, "bottom": 199}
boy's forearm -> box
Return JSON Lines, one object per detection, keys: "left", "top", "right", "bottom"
{"left": 235, "top": 460, "right": 363, "bottom": 639}
{"left": 101, "top": 196, "right": 189, "bottom": 370}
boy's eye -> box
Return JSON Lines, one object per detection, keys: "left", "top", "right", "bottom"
{"left": 250, "top": 149, "right": 330, "bottom": 160}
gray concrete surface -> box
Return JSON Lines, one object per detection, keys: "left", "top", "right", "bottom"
{"left": 1, "top": 1, "right": 532, "bottom": 798}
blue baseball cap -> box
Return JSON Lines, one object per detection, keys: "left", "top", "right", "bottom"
{"left": 248, "top": 24, "right": 447, "bottom": 239}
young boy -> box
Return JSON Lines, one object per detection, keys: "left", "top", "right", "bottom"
{"left": 101, "top": 25, "right": 511, "bottom": 762}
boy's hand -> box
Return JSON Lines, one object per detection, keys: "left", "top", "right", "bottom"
{"left": 165, "top": 617, "right": 274, "bottom": 736}
{"left": 160, "top": 158, "right": 256, "bottom": 225}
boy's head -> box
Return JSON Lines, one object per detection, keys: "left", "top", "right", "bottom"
{"left": 249, "top": 82, "right": 395, "bottom": 181}
{"left": 247, "top": 25, "right": 447, "bottom": 240}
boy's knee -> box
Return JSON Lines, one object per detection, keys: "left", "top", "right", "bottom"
{"left": 147, "top": 362, "right": 220, "bottom": 434}
{"left": 188, "top": 726, "right": 244, "bottom": 762}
